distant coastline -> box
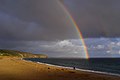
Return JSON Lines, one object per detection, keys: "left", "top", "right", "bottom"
{"left": 0, "top": 49, "right": 120, "bottom": 80}
{"left": 0, "top": 49, "right": 48, "bottom": 58}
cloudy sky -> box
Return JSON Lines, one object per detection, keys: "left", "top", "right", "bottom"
{"left": 0, "top": 0, "right": 120, "bottom": 58}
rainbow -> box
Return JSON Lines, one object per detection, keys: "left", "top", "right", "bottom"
{"left": 58, "top": 1, "right": 89, "bottom": 59}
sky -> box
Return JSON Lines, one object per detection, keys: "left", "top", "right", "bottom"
{"left": 0, "top": 0, "right": 120, "bottom": 58}
{"left": 63, "top": 0, "right": 120, "bottom": 38}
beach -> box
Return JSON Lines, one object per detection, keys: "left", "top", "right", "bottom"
{"left": 0, "top": 57, "right": 120, "bottom": 80}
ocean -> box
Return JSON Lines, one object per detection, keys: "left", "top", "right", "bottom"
{"left": 24, "top": 58, "right": 120, "bottom": 76}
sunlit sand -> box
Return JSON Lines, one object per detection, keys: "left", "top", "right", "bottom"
{"left": 0, "top": 57, "right": 119, "bottom": 80}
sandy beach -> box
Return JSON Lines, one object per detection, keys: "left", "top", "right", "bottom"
{"left": 0, "top": 57, "right": 120, "bottom": 80}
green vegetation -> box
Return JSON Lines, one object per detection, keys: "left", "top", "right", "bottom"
{"left": 0, "top": 49, "right": 47, "bottom": 58}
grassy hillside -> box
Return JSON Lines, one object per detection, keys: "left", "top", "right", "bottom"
{"left": 0, "top": 49, "right": 47, "bottom": 58}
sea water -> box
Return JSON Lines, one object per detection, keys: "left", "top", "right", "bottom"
{"left": 24, "top": 58, "right": 120, "bottom": 75}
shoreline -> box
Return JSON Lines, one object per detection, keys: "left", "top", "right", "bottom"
{"left": 0, "top": 57, "right": 120, "bottom": 80}
{"left": 24, "top": 59, "right": 120, "bottom": 77}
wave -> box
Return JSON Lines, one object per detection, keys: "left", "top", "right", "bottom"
{"left": 24, "top": 59, "right": 120, "bottom": 77}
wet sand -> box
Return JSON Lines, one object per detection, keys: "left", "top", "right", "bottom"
{"left": 0, "top": 57, "right": 120, "bottom": 80}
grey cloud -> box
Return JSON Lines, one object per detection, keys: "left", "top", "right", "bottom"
{"left": 0, "top": 40, "right": 86, "bottom": 58}
{"left": 0, "top": 0, "right": 120, "bottom": 40}
{"left": 1, "top": 38, "right": 120, "bottom": 58}
{"left": 1, "top": 0, "right": 120, "bottom": 40}
{"left": 63, "top": 0, "right": 120, "bottom": 38}
{"left": 0, "top": 0, "right": 78, "bottom": 41}
{"left": 0, "top": 0, "right": 120, "bottom": 58}
{"left": 0, "top": 12, "right": 45, "bottom": 40}
{"left": 39, "top": 40, "right": 86, "bottom": 58}
{"left": 85, "top": 38, "right": 120, "bottom": 57}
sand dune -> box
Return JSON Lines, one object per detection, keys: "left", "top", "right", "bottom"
{"left": 0, "top": 57, "right": 119, "bottom": 80}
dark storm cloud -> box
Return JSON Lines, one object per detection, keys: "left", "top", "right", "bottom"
{"left": 0, "top": 11, "right": 45, "bottom": 41}
{"left": 0, "top": 0, "right": 120, "bottom": 57}
{"left": 63, "top": 0, "right": 120, "bottom": 38}
{"left": 0, "top": 0, "right": 81, "bottom": 57}
{"left": 0, "top": 0, "right": 120, "bottom": 41}
{"left": 0, "top": 0, "right": 78, "bottom": 41}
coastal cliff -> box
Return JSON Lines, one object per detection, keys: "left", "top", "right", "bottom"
{"left": 0, "top": 49, "right": 47, "bottom": 58}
